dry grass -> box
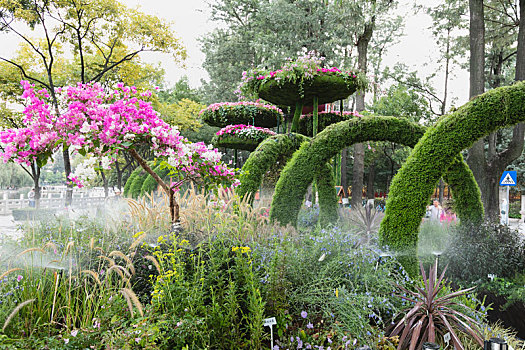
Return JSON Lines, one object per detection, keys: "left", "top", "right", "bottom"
{"left": 124, "top": 186, "right": 280, "bottom": 245}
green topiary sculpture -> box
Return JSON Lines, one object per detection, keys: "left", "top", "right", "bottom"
{"left": 269, "top": 116, "right": 483, "bottom": 234}
{"left": 380, "top": 81, "right": 525, "bottom": 275}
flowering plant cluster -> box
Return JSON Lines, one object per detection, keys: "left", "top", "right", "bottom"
{"left": 214, "top": 124, "right": 276, "bottom": 143}
{"left": 299, "top": 110, "right": 363, "bottom": 119}
{"left": 0, "top": 81, "right": 237, "bottom": 192}
{"left": 199, "top": 100, "right": 283, "bottom": 128}
{"left": 237, "top": 52, "right": 367, "bottom": 104}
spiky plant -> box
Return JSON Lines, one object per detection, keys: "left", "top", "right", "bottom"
{"left": 390, "top": 259, "right": 484, "bottom": 350}
{"left": 344, "top": 201, "right": 383, "bottom": 245}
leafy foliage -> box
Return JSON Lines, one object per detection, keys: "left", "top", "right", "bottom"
{"left": 200, "top": 101, "right": 283, "bottom": 128}
{"left": 442, "top": 222, "right": 525, "bottom": 284}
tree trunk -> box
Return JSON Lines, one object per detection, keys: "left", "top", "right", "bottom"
{"left": 351, "top": 20, "right": 374, "bottom": 209}
{"left": 115, "top": 161, "right": 123, "bottom": 191}
{"left": 128, "top": 148, "right": 179, "bottom": 223}
{"left": 466, "top": 0, "right": 525, "bottom": 221}
{"left": 63, "top": 147, "right": 73, "bottom": 206}
{"left": 99, "top": 163, "right": 109, "bottom": 198}
{"left": 367, "top": 161, "right": 375, "bottom": 200}
{"left": 31, "top": 162, "right": 41, "bottom": 209}
{"left": 341, "top": 148, "right": 349, "bottom": 198}
{"left": 466, "top": 0, "right": 489, "bottom": 216}
{"left": 438, "top": 178, "right": 444, "bottom": 204}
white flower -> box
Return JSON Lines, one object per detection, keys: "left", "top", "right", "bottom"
{"left": 123, "top": 133, "right": 135, "bottom": 141}
{"left": 80, "top": 122, "right": 90, "bottom": 133}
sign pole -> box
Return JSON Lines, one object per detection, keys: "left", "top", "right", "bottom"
{"left": 507, "top": 185, "right": 510, "bottom": 225}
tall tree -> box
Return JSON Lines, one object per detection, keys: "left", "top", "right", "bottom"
{"left": 466, "top": 0, "right": 524, "bottom": 220}
{"left": 328, "top": 0, "right": 399, "bottom": 208}
{"left": 0, "top": 0, "right": 185, "bottom": 205}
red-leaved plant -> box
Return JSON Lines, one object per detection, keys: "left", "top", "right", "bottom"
{"left": 390, "top": 259, "right": 484, "bottom": 350}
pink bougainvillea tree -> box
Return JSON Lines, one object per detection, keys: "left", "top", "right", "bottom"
{"left": 0, "top": 81, "right": 237, "bottom": 223}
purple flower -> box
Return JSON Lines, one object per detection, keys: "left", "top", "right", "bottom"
{"left": 16, "top": 275, "right": 23, "bottom": 282}
{"left": 301, "top": 311, "right": 307, "bottom": 319}
{"left": 307, "top": 322, "right": 313, "bottom": 329}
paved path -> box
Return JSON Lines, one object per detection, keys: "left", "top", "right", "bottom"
{"left": 0, "top": 214, "right": 23, "bottom": 241}
{"left": 508, "top": 218, "right": 525, "bottom": 235}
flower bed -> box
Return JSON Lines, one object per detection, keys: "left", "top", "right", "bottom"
{"left": 200, "top": 101, "right": 283, "bottom": 128}
{"left": 298, "top": 111, "right": 362, "bottom": 136}
{"left": 212, "top": 124, "right": 276, "bottom": 151}
{"left": 239, "top": 52, "right": 367, "bottom": 106}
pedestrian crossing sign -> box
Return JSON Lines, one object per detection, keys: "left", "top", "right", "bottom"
{"left": 500, "top": 171, "right": 517, "bottom": 186}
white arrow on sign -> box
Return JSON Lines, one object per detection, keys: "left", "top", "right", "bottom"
{"left": 501, "top": 173, "right": 516, "bottom": 185}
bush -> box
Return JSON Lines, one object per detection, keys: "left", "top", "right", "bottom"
{"left": 255, "top": 226, "right": 409, "bottom": 347}
{"left": 442, "top": 221, "right": 525, "bottom": 284}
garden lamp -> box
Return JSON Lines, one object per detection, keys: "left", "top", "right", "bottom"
{"left": 484, "top": 338, "right": 508, "bottom": 350}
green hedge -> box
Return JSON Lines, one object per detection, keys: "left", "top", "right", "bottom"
{"left": 201, "top": 103, "right": 283, "bottom": 128}
{"left": 236, "top": 133, "right": 338, "bottom": 225}
{"left": 123, "top": 166, "right": 142, "bottom": 197}
{"left": 123, "top": 161, "right": 156, "bottom": 198}
{"left": 380, "top": 81, "right": 525, "bottom": 275}
{"left": 317, "top": 162, "right": 339, "bottom": 226}
{"left": 212, "top": 134, "right": 266, "bottom": 152}
{"left": 258, "top": 73, "right": 364, "bottom": 106}
{"left": 269, "top": 116, "right": 483, "bottom": 235}
{"left": 140, "top": 165, "right": 170, "bottom": 196}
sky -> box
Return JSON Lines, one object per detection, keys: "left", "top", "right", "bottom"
{"left": 0, "top": 0, "right": 471, "bottom": 109}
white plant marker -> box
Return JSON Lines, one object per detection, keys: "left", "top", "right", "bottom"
{"left": 263, "top": 317, "right": 277, "bottom": 349}
{"left": 444, "top": 332, "right": 451, "bottom": 348}
{"left": 488, "top": 274, "right": 497, "bottom": 282}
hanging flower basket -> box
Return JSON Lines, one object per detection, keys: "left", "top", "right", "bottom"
{"left": 298, "top": 111, "right": 362, "bottom": 136}
{"left": 200, "top": 101, "right": 284, "bottom": 128}
{"left": 239, "top": 53, "right": 367, "bottom": 107}
{"left": 212, "top": 124, "right": 277, "bottom": 152}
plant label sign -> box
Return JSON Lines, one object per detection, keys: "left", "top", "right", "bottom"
{"left": 444, "top": 332, "right": 451, "bottom": 345}
{"left": 500, "top": 171, "right": 517, "bottom": 186}
{"left": 263, "top": 317, "right": 277, "bottom": 327}
{"left": 488, "top": 274, "right": 497, "bottom": 281}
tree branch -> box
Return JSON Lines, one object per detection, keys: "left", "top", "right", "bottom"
{"left": 0, "top": 57, "right": 51, "bottom": 89}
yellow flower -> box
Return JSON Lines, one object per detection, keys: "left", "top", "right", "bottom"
{"left": 232, "top": 247, "right": 240, "bottom": 252}
{"left": 335, "top": 288, "right": 339, "bottom": 298}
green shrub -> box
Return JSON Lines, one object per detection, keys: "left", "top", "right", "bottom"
{"left": 123, "top": 166, "right": 141, "bottom": 197}
{"left": 442, "top": 221, "right": 525, "bottom": 284}
{"left": 255, "top": 226, "right": 408, "bottom": 347}
{"left": 140, "top": 165, "right": 169, "bottom": 196}
{"left": 150, "top": 235, "right": 265, "bottom": 349}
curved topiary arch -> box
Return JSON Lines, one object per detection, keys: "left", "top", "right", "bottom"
{"left": 269, "top": 115, "right": 483, "bottom": 230}
{"left": 379, "top": 81, "right": 525, "bottom": 274}
{"left": 236, "top": 133, "right": 309, "bottom": 201}
{"left": 236, "top": 133, "right": 339, "bottom": 225}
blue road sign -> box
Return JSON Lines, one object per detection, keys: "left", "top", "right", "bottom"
{"left": 500, "top": 171, "right": 517, "bottom": 186}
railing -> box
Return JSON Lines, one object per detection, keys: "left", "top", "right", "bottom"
{"left": 0, "top": 191, "right": 108, "bottom": 215}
